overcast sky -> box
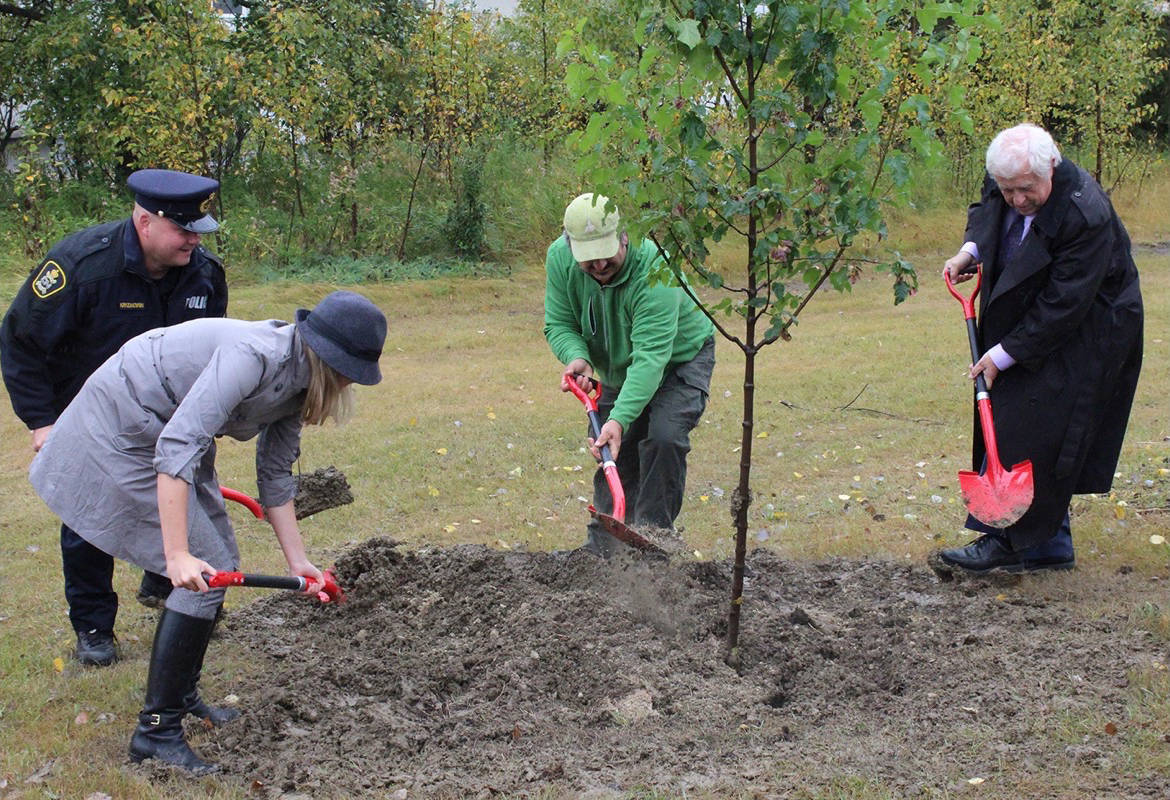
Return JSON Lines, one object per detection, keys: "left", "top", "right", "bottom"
{"left": 473, "top": 0, "right": 518, "bottom": 14}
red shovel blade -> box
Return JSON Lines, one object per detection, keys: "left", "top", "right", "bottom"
{"left": 958, "top": 459, "right": 1035, "bottom": 529}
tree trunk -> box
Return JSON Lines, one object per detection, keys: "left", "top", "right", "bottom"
{"left": 724, "top": 349, "right": 756, "bottom": 669}
{"left": 725, "top": 10, "right": 758, "bottom": 669}
{"left": 397, "top": 142, "right": 430, "bottom": 261}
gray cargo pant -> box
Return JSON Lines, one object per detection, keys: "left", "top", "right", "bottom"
{"left": 585, "top": 336, "right": 715, "bottom": 556}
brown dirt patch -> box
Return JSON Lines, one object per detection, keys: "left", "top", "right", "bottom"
{"left": 195, "top": 538, "right": 1169, "bottom": 798}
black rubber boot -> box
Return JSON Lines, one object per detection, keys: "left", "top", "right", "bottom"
{"left": 184, "top": 605, "right": 240, "bottom": 726}
{"left": 129, "top": 609, "right": 221, "bottom": 774}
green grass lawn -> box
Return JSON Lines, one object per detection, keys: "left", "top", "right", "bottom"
{"left": 0, "top": 197, "right": 1166, "bottom": 798}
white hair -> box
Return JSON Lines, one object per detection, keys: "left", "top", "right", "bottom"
{"left": 985, "top": 123, "right": 1062, "bottom": 180}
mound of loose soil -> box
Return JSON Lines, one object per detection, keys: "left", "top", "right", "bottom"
{"left": 201, "top": 538, "right": 1169, "bottom": 798}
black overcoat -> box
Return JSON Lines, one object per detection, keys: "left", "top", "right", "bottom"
{"left": 963, "top": 158, "right": 1143, "bottom": 548}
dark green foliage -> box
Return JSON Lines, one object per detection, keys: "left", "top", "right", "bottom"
{"left": 444, "top": 153, "right": 488, "bottom": 260}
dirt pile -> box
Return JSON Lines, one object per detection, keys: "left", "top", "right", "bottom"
{"left": 200, "top": 538, "right": 1169, "bottom": 798}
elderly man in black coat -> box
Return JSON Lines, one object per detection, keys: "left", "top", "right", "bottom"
{"left": 931, "top": 123, "right": 1143, "bottom": 576}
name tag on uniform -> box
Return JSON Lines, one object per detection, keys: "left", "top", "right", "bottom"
{"left": 119, "top": 301, "right": 146, "bottom": 309}
{"left": 186, "top": 295, "right": 207, "bottom": 310}
{"left": 31, "top": 260, "right": 67, "bottom": 299}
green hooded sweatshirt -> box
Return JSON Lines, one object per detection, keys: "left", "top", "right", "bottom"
{"left": 543, "top": 236, "right": 714, "bottom": 429}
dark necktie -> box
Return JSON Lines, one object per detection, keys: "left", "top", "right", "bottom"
{"left": 999, "top": 209, "right": 1025, "bottom": 271}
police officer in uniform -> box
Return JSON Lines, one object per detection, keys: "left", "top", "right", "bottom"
{"left": 0, "top": 169, "right": 228, "bottom": 666}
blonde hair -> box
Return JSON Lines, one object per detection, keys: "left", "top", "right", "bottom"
{"left": 302, "top": 345, "right": 355, "bottom": 425}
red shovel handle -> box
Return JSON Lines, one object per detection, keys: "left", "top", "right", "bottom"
{"left": 944, "top": 265, "right": 1009, "bottom": 476}
{"left": 562, "top": 373, "right": 627, "bottom": 523}
{"left": 220, "top": 486, "right": 264, "bottom": 519}
{"left": 943, "top": 263, "right": 981, "bottom": 320}
{"left": 206, "top": 568, "right": 344, "bottom": 603}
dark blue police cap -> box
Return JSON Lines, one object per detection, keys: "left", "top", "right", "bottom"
{"left": 127, "top": 169, "right": 219, "bottom": 234}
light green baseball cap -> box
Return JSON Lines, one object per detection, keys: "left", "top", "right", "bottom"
{"left": 563, "top": 193, "right": 620, "bottom": 262}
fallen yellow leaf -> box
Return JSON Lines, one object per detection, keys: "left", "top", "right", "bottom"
{"left": 435, "top": 447, "right": 448, "bottom": 455}
{"left": 428, "top": 486, "right": 440, "bottom": 497}
{"left": 53, "top": 657, "right": 64, "bottom": 673}
{"left": 700, "top": 495, "right": 709, "bottom": 503}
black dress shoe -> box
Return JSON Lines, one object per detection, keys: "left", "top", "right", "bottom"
{"left": 932, "top": 534, "right": 1074, "bottom": 576}
{"left": 76, "top": 629, "right": 118, "bottom": 666}
{"left": 935, "top": 534, "right": 1019, "bottom": 572}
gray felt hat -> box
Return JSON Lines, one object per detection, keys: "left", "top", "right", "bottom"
{"left": 295, "top": 291, "right": 386, "bottom": 385}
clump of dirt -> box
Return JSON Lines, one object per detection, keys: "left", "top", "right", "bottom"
{"left": 200, "top": 538, "right": 1169, "bottom": 798}
{"left": 293, "top": 466, "right": 353, "bottom": 520}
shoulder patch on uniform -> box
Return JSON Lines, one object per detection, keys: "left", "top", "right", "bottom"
{"left": 31, "top": 260, "right": 67, "bottom": 299}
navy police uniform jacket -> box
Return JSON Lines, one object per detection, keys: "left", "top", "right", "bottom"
{"left": 0, "top": 218, "right": 228, "bottom": 430}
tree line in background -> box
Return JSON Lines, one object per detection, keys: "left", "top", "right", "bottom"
{"left": 0, "top": 0, "right": 1165, "bottom": 276}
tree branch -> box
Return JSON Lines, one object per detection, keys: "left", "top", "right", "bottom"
{"left": 650, "top": 232, "right": 747, "bottom": 352}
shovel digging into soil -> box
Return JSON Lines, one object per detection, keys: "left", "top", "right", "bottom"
{"left": 562, "top": 374, "right": 669, "bottom": 557}
{"left": 944, "top": 266, "right": 1034, "bottom": 528}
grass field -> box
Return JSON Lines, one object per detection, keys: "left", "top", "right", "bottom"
{"left": 0, "top": 193, "right": 1167, "bottom": 797}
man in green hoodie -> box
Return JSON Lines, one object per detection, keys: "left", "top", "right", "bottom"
{"left": 545, "top": 193, "right": 716, "bottom": 556}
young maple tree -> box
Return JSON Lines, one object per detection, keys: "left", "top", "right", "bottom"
{"left": 566, "top": 0, "right": 986, "bottom": 666}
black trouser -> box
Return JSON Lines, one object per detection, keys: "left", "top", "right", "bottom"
{"left": 62, "top": 523, "right": 170, "bottom": 633}
{"left": 62, "top": 523, "right": 117, "bottom": 634}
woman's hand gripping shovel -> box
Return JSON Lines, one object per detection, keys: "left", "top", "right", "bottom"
{"left": 215, "top": 486, "right": 346, "bottom": 603}
{"left": 562, "top": 374, "right": 666, "bottom": 556}
{"left": 945, "top": 266, "right": 1034, "bottom": 528}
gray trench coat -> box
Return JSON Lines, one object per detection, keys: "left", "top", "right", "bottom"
{"left": 29, "top": 318, "right": 309, "bottom": 575}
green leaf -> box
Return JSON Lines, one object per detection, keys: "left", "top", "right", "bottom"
{"left": 676, "top": 19, "right": 702, "bottom": 50}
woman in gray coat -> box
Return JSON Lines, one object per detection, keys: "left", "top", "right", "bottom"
{"left": 29, "top": 290, "right": 387, "bottom": 774}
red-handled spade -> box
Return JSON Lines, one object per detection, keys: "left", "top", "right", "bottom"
{"left": 206, "top": 568, "right": 345, "bottom": 603}
{"left": 215, "top": 488, "right": 345, "bottom": 601}
{"left": 561, "top": 374, "right": 665, "bottom": 555}
{"left": 944, "top": 266, "right": 1034, "bottom": 528}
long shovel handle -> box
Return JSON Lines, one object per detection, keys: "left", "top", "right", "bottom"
{"left": 945, "top": 267, "right": 1006, "bottom": 473}
{"left": 207, "top": 572, "right": 307, "bottom": 591}
{"left": 206, "top": 569, "right": 345, "bottom": 603}
{"left": 562, "top": 373, "right": 627, "bottom": 523}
